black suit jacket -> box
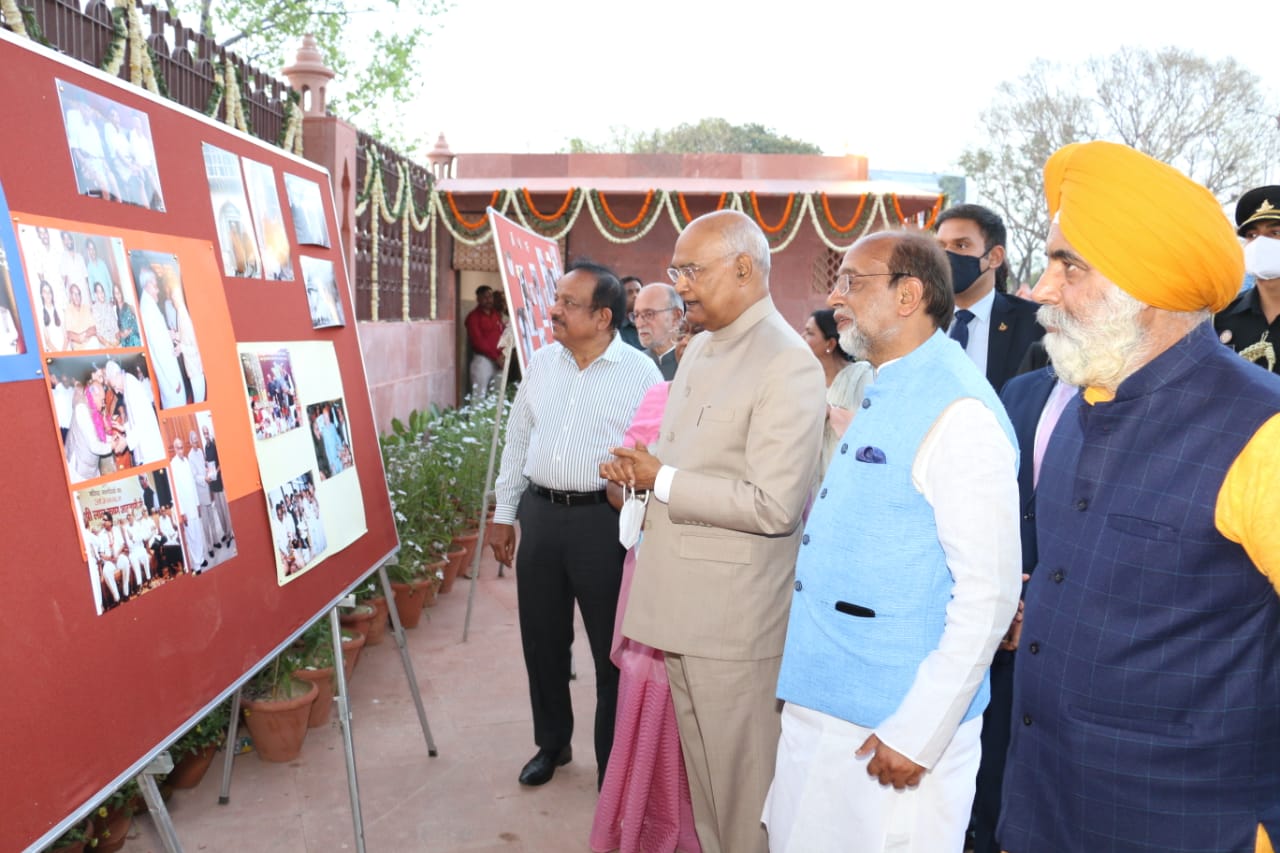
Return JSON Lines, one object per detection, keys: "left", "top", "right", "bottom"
{"left": 655, "top": 348, "right": 677, "bottom": 381}
{"left": 994, "top": 367, "right": 1057, "bottom": 667}
{"left": 986, "top": 291, "right": 1044, "bottom": 392}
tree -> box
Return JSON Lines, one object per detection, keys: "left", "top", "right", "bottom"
{"left": 960, "top": 48, "right": 1278, "bottom": 286}
{"left": 567, "top": 118, "right": 822, "bottom": 155}
{"left": 166, "top": 0, "right": 448, "bottom": 149}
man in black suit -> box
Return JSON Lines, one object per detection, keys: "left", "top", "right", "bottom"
{"left": 969, "top": 364, "right": 1076, "bottom": 853}
{"left": 935, "top": 204, "right": 1043, "bottom": 391}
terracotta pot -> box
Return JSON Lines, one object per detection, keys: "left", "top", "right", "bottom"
{"left": 291, "top": 666, "right": 335, "bottom": 728}
{"left": 92, "top": 807, "right": 133, "bottom": 853}
{"left": 390, "top": 580, "right": 428, "bottom": 628}
{"left": 167, "top": 744, "right": 218, "bottom": 789}
{"left": 339, "top": 603, "right": 377, "bottom": 642}
{"left": 453, "top": 529, "right": 481, "bottom": 574}
{"left": 341, "top": 630, "right": 366, "bottom": 680}
{"left": 440, "top": 547, "right": 467, "bottom": 593}
{"left": 363, "top": 596, "right": 390, "bottom": 645}
{"left": 241, "top": 679, "right": 318, "bottom": 762}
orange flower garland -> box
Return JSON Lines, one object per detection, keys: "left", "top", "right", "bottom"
{"left": 677, "top": 192, "right": 729, "bottom": 225}
{"left": 522, "top": 188, "right": 577, "bottom": 222}
{"left": 749, "top": 192, "right": 796, "bottom": 235}
{"left": 597, "top": 189, "right": 655, "bottom": 230}
{"left": 445, "top": 191, "right": 497, "bottom": 231}
{"left": 922, "top": 194, "right": 945, "bottom": 229}
{"left": 890, "top": 193, "right": 947, "bottom": 228}
{"left": 820, "top": 192, "right": 869, "bottom": 234}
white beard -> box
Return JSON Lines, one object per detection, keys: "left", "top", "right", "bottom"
{"left": 1039, "top": 287, "right": 1147, "bottom": 390}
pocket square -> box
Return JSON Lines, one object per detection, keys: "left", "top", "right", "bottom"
{"left": 855, "top": 445, "right": 886, "bottom": 464}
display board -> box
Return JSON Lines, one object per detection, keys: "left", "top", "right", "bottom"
{"left": 0, "top": 30, "right": 398, "bottom": 852}
{"left": 488, "top": 208, "right": 564, "bottom": 372}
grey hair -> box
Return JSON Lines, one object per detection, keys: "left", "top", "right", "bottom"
{"left": 645, "top": 282, "right": 685, "bottom": 311}
{"left": 103, "top": 360, "right": 122, "bottom": 382}
{"left": 720, "top": 216, "right": 771, "bottom": 279}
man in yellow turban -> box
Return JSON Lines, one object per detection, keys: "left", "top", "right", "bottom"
{"left": 998, "top": 140, "right": 1280, "bottom": 853}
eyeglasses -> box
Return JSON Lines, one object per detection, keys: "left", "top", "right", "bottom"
{"left": 635, "top": 307, "right": 681, "bottom": 324}
{"left": 553, "top": 295, "right": 594, "bottom": 312}
{"left": 666, "top": 252, "right": 739, "bottom": 285}
{"left": 829, "top": 271, "right": 907, "bottom": 296}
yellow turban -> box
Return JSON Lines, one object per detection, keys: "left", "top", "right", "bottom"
{"left": 1044, "top": 141, "right": 1243, "bottom": 313}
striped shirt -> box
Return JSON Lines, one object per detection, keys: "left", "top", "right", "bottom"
{"left": 494, "top": 332, "right": 662, "bottom": 524}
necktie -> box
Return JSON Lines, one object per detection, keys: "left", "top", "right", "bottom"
{"left": 950, "top": 309, "right": 975, "bottom": 350}
{"left": 1033, "top": 380, "right": 1076, "bottom": 488}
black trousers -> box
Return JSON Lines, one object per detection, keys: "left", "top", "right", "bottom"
{"left": 515, "top": 490, "right": 624, "bottom": 781}
{"left": 971, "top": 650, "right": 1015, "bottom": 853}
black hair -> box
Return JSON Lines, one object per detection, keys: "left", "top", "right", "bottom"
{"left": 811, "top": 308, "right": 853, "bottom": 361}
{"left": 566, "top": 259, "right": 625, "bottom": 330}
{"left": 619, "top": 275, "right": 643, "bottom": 288}
{"left": 475, "top": 285, "right": 493, "bottom": 297}
{"left": 934, "top": 203, "right": 1009, "bottom": 291}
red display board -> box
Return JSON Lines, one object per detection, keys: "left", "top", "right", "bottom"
{"left": 0, "top": 30, "right": 397, "bottom": 852}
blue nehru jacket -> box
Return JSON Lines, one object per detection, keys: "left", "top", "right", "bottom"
{"left": 777, "top": 329, "right": 1015, "bottom": 727}
{"left": 999, "top": 323, "right": 1280, "bottom": 852}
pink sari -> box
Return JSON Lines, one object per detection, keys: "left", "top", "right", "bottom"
{"left": 591, "top": 382, "right": 701, "bottom": 853}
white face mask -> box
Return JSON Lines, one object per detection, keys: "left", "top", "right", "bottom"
{"left": 1244, "top": 235, "right": 1280, "bottom": 281}
{"left": 617, "top": 485, "right": 648, "bottom": 550}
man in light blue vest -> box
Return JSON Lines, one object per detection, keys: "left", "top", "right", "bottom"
{"left": 763, "top": 230, "right": 1022, "bottom": 853}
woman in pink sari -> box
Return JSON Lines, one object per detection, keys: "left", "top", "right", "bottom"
{"left": 591, "top": 325, "right": 701, "bottom": 853}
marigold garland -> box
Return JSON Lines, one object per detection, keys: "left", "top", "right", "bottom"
{"left": 749, "top": 192, "right": 797, "bottom": 235}
{"left": 596, "top": 189, "right": 655, "bottom": 230}
{"left": 820, "top": 192, "right": 868, "bottom": 234}
{"left": 521, "top": 188, "right": 577, "bottom": 222}
{"left": 445, "top": 191, "right": 493, "bottom": 231}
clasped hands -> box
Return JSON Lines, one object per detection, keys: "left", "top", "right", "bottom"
{"left": 599, "top": 441, "right": 662, "bottom": 491}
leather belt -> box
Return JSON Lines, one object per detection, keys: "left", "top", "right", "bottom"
{"left": 527, "top": 482, "right": 608, "bottom": 507}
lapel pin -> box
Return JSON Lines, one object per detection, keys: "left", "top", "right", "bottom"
{"left": 998, "top": 322, "right": 1009, "bottom": 331}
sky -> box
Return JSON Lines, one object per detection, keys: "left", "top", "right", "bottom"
{"left": 377, "top": 0, "right": 1277, "bottom": 176}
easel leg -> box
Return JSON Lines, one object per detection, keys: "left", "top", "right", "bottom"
{"left": 463, "top": 347, "right": 515, "bottom": 642}
{"left": 138, "top": 756, "right": 184, "bottom": 853}
{"left": 329, "top": 607, "right": 366, "bottom": 853}
{"left": 217, "top": 690, "right": 241, "bottom": 804}
{"left": 379, "top": 563, "right": 438, "bottom": 756}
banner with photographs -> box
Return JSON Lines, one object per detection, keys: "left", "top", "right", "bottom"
{"left": 238, "top": 340, "right": 366, "bottom": 585}
{"left": 202, "top": 143, "right": 264, "bottom": 278}
{"left": 488, "top": 209, "right": 563, "bottom": 373}
{"left": 283, "top": 173, "right": 330, "bottom": 248}
{"left": 11, "top": 214, "right": 258, "bottom": 616}
{"left": 0, "top": 179, "right": 40, "bottom": 382}
{"left": 56, "top": 79, "right": 164, "bottom": 211}
{"left": 299, "top": 255, "right": 345, "bottom": 329}
{"left": 241, "top": 157, "right": 293, "bottom": 281}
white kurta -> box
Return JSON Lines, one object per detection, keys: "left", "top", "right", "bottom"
{"left": 122, "top": 373, "right": 164, "bottom": 464}
{"left": 170, "top": 455, "right": 205, "bottom": 565}
{"left": 139, "top": 292, "right": 184, "bottom": 409}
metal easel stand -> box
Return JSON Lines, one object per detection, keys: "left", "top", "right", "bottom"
{"left": 462, "top": 328, "right": 516, "bottom": 642}
{"left": 215, "top": 580, "right": 438, "bottom": 841}
{"left": 137, "top": 752, "right": 183, "bottom": 853}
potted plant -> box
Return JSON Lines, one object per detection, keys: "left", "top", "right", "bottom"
{"left": 166, "top": 699, "right": 231, "bottom": 789}
{"left": 290, "top": 621, "right": 337, "bottom": 728}
{"left": 241, "top": 654, "right": 318, "bottom": 762}
{"left": 353, "top": 580, "right": 389, "bottom": 645}
{"left": 45, "top": 817, "right": 94, "bottom": 852}
{"left": 385, "top": 558, "right": 431, "bottom": 628}
{"left": 92, "top": 781, "right": 138, "bottom": 853}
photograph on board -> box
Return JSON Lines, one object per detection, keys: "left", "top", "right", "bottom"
{"left": 49, "top": 352, "right": 165, "bottom": 485}
{"left": 0, "top": 245, "right": 26, "bottom": 356}
{"left": 128, "top": 249, "right": 206, "bottom": 408}
{"left": 267, "top": 470, "right": 329, "bottom": 583}
{"left": 56, "top": 79, "right": 164, "bottom": 211}
{"left": 74, "top": 467, "right": 189, "bottom": 616}
{"left": 299, "top": 255, "right": 345, "bottom": 329}
{"left": 18, "top": 226, "right": 140, "bottom": 353}
{"left": 202, "top": 143, "right": 263, "bottom": 278}
{"left": 283, "top": 173, "right": 330, "bottom": 247}
{"left": 306, "top": 398, "right": 352, "bottom": 480}
{"left": 240, "top": 347, "right": 302, "bottom": 439}
{"left": 160, "top": 411, "right": 236, "bottom": 572}
{"left": 241, "top": 156, "right": 294, "bottom": 281}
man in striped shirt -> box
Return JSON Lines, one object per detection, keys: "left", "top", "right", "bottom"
{"left": 490, "top": 260, "right": 662, "bottom": 790}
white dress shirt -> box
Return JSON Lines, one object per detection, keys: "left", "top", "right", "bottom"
{"left": 494, "top": 333, "right": 661, "bottom": 524}
{"left": 947, "top": 287, "right": 996, "bottom": 376}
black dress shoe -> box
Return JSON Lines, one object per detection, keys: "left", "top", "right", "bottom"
{"left": 517, "top": 746, "right": 571, "bottom": 786}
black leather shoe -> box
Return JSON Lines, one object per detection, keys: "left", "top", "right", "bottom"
{"left": 518, "top": 746, "right": 571, "bottom": 786}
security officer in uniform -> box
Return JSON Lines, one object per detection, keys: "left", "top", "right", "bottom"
{"left": 1215, "top": 185, "right": 1280, "bottom": 373}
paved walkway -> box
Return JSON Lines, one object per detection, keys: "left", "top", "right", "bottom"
{"left": 123, "top": 553, "right": 603, "bottom": 852}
